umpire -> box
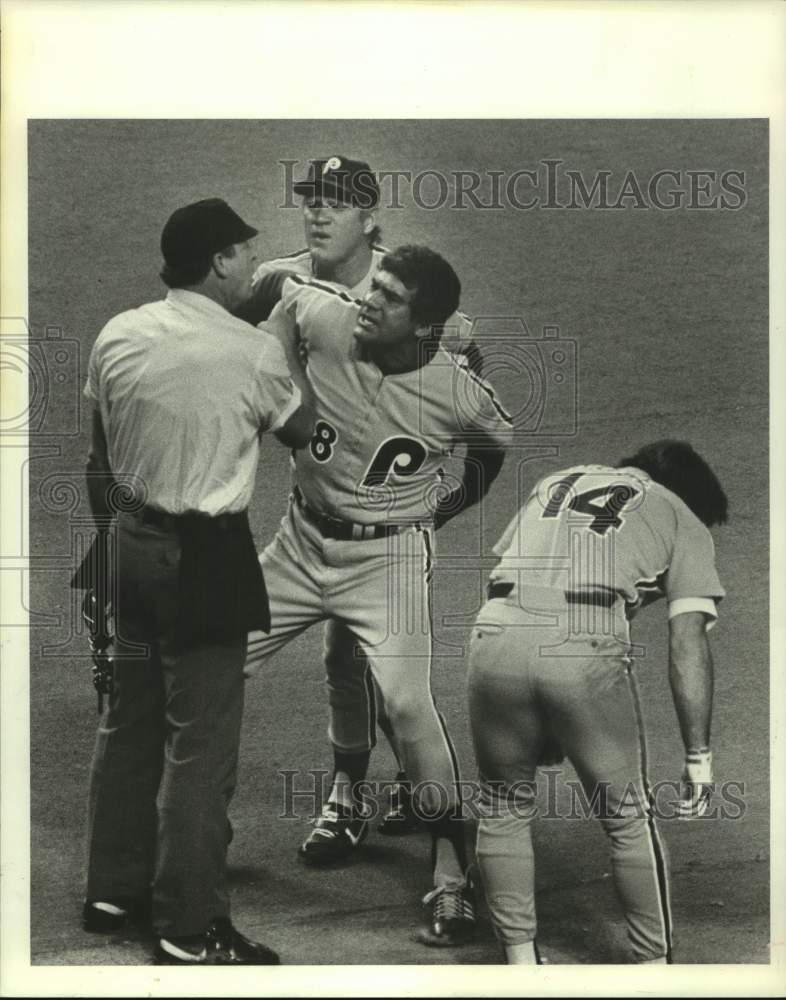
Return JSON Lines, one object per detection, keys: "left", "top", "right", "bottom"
{"left": 77, "top": 198, "right": 313, "bottom": 964}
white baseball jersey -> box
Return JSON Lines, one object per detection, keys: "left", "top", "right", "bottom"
{"left": 253, "top": 247, "right": 474, "bottom": 347}
{"left": 275, "top": 275, "right": 513, "bottom": 524}
{"left": 490, "top": 464, "right": 725, "bottom": 620}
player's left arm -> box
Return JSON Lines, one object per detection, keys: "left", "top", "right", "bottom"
{"left": 433, "top": 362, "right": 514, "bottom": 529}
{"left": 433, "top": 434, "right": 506, "bottom": 531}
{"left": 669, "top": 610, "right": 714, "bottom": 752}
{"left": 668, "top": 610, "right": 716, "bottom": 818}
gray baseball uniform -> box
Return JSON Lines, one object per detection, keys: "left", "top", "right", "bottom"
{"left": 469, "top": 463, "right": 724, "bottom": 961}
{"left": 245, "top": 276, "right": 512, "bottom": 815}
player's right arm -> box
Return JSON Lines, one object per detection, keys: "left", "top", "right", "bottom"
{"left": 266, "top": 333, "right": 314, "bottom": 449}
{"left": 260, "top": 272, "right": 326, "bottom": 448}
{"left": 251, "top": 325, "right": 314, "bottom": 449}
{"left": 271, "top": 336, "right": 315, "bottom": 449}
{"left": 234, "top": 263, "right": 298, "bottom": 326}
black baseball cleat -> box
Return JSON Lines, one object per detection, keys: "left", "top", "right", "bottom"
{"left": 154, "top": 918, "right": 280, "bottom": 965}
{"left": 82, "top": 895, "right": 151, "bottom": 934}
{"left": 299, "top": 802, "right": 371, "bottom": 865}
{"left": 416, "top": 877, "right": 476, "bottom": 947}
{"left": 378, "top": 771, "right": 420, "bottom": 836}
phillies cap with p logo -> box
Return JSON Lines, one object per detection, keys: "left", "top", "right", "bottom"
{"left": 293, "top": 156, "right": 380, "bottom": 209}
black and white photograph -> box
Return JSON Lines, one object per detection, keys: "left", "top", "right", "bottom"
{"left": 1, "top": 2, "right": 784, "bottom": 996}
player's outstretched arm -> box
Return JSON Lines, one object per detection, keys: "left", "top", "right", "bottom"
{"left": 270, "top": 328, "right": 315, "bottom": 450}
{"left": 234, "top": 268, "right": 296, "bottom": 325}
{"left": 433, "top": 434, "right": 506, "bottom": 531}
{"left": 668, "top": 610, "right": 715, "bottom": 817}
{"left": 263, "top": 291, "right": 315, "bottom": 449}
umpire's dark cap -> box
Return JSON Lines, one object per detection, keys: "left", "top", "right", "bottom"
{"left": 293, "top": 156, "right": 380, "bottom": 209}
{"left": 161, "top": 198, "right": 258, "bottom": 267}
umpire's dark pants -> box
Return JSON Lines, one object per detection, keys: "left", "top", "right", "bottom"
{"left": 85, "top": 512, "right": 246, "bottom": 938}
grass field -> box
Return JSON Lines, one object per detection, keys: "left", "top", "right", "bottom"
{"left": 25, "top": 119, "right": 769, "bottom": 965}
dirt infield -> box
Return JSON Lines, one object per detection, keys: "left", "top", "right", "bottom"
{"left": 26, "top": 119, "right": 769, "bottom": 967}
{"left": 31, "top": 859, "right": 770, "bottom": 966}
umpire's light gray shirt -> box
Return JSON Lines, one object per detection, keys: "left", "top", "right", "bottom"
{"left": 85, "top": 288, "right": 300, "bottom": 516}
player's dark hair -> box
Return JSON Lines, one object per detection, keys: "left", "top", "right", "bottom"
{"left": 380, "top": 245, "right": 461, "bottom": 328}
{"left": 367, "top": 224, "right": 382, "bottom": 247}
{"left": 159, "top": 244, "right": 237, "bottom": 288}
{"left": 618, "top": 440, "right": 729, "bottom": 527}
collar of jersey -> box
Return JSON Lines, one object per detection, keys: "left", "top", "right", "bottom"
{"left": 354, "top": 341, "right": 450, "bottom": 379}
{"left": 165, "top": 288, "right": 235, "bottom": 322}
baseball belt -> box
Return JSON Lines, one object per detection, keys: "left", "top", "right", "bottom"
{"left": 487, "top": 581, "right": 619, "bottom": 608}
{"left": 292, "top": 485, "right": 406, "bottom": 542}
{"left": 134, "top": 504, "right": 246, "bottom": 533}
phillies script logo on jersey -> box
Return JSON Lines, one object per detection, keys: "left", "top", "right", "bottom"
{"left": 359, "top": 436, "right": 428, "bottom": 490}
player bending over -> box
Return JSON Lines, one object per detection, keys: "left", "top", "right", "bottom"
{"left": 468, "top": 441, "right": 727, "bottom": 963}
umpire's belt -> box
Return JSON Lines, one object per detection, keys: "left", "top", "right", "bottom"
{"left": 135, "top": 504, "right": 245, "bottom": 533}
{"left": 487, "top": 581, "right": 618, "bottom": 608}
{"left": 293, "top": 485, "right": 402, "bottom": 541}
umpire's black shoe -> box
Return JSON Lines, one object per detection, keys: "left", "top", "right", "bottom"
{"left": 154, "top": 918, "right": 280, "bottom": 965}
{"left": 299, "top": 802, "right": 371, "bottom": 865}
{"left": 378, "top": 771, "right": 420, "bottom": 836}
{"left": 416, "top": 876, "right": 476, "bottom": 947}
{"left": 82, "top": 896, "right": 151, "bottom": 934}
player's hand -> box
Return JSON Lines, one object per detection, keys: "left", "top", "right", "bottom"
{"left": 678, "top": 748, "right": 713, "bottom": 819}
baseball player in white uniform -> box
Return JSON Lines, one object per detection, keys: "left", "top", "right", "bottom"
{"left": 245, "top": 243, "right": 513, "bottom": 945}
{"left": 467, "top": 441, "right": 728, "bottom": 963}
{"left": 239, "top": 156, "right": 480, "bottom": 844}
